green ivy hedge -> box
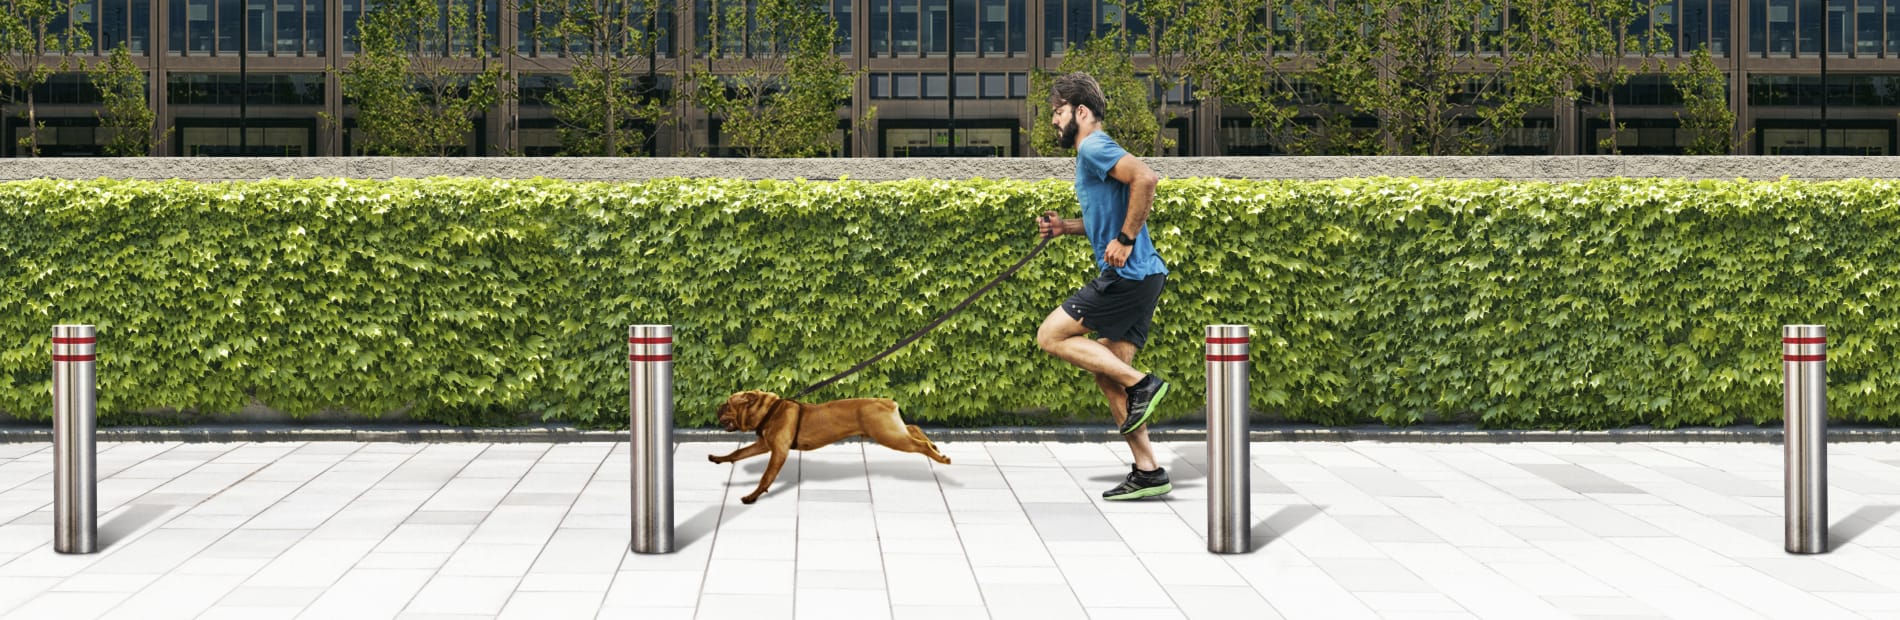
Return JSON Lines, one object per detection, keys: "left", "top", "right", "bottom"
{"left": 2, "top": 176, "right": 1896, "bottom": 429}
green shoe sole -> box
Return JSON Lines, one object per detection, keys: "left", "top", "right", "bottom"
{"left": 1104, "top": 482, "right": 1172, "bottom": 501}
{"left": 1119, "top": 382, "right": 1170, "bottom": 434}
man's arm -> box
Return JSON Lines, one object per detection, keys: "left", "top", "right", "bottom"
{"left": 1039, "top": 211, "right": 1085, "bottom": 237}
{"left": 1107, "top": 154, "right": 1160, "bottom": 240}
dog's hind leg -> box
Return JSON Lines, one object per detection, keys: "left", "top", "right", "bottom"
{"left": 710, "top": 440, "right": 770, "bottom": 464}
{"left": 867, "top": 423, "right": 952, "bottom": 465}
{"left": 741, "top": 447, "right": 790, "bottom": 504}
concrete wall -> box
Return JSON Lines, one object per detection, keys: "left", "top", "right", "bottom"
{"left": 5, "top": 156, "right": 1900, "bottom": 182}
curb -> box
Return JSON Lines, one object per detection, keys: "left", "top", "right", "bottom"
{"left": 0, "top": 424, "right": 1896, "bottom": 444}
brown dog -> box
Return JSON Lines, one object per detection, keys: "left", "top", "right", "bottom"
{"left": 709, "top": 390, "right": 950, "bottom": 504}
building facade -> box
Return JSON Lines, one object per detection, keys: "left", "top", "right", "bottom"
{"left": 11, "top": 0, "right": 1900, "bottom": 157}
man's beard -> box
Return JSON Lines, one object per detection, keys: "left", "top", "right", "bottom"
{"left": 1056, "top": 117, "right": 1080, "bottom": 149}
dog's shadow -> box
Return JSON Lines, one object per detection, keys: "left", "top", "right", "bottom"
{"left": 729, "top": 450, "right": 950, "bottom": 487}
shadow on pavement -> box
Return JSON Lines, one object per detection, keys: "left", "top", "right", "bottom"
{"left": 1252, "top": 504, "right": 1325, "bottom": 551}
{"left": 1833, "top": 505, "right": 1900, "bottom": 547}
{"left": 98, "top": 504, "right": 173, "bottom": 549}
{"left": 674, "top": 504, "right": 723, "bottom": 550}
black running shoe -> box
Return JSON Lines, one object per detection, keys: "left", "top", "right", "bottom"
{"left": 1119, "top": 374, "right": 1171, "bottom": 434}
{"left": 1103, "top": 465, "right": 1172, "bottom": 500}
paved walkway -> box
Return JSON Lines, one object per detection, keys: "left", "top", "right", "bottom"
{"left": 2, "top": 439, "right": 1899, "bottom": 619}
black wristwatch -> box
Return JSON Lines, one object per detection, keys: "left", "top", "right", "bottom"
{"left": 1114, "top": 232, "right": 1136, "bottom": 247}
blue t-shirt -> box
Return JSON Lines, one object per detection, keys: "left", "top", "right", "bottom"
{"left": 1074, "top": 132, "right": 1167, "bottom": 280}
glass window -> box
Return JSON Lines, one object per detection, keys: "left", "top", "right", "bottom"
{"left": 1007, "top": 0, "right": 1023, "bottom": 53}
{"left": 896, "top": 0, "right": 919, "bottom": 54}
{"left": 1010, "top": 72, "right": 1027, "bottom": 98}
{"left": 834, "top": 0, "right": 851, "bottom": 54}
{"left": 1712, "top": 0, "right": 1729, "bottom": 55}
{"left": 1827, "top": 0, "right": 1847, "bottom": 54}
{"left": 1890, "top": 0, "right": 1900, "bottom": 55}
{"left": 979, "top": 0, "right": 1004, "bottom": 54}
{"left": 343, "top": 0, "right": 360, "bottom": 53}
{"left": 924, "top": 72, "right": 947, "bottom": 98}
{"left": 1751, "top": 0, "right": 1768, "bottom": 55}
{"left": 871, "top": 0, "right": 889, "bottom": 55}
{"left": 188, "top": 0, "right": 214, "bottom": 53}
{"left": 131, "top": 0, "right": 148, "bottom": 53}
{"left": 954, "top": 0, "right": 975, "bottom": 53}
{"left": 306, "top": 0, "right": 324, "bottom": 54}
{"left": 871, "top": 73, "right": 891, "bottom": 98}
{"left": 1797, "top": 0, "right": 1819, "bottom": 55}
{"left": 1066, "top": 0, "right": 1089, "bottom": 51}
{"left": 1856, "top": 0, "right": 1878, "bottom": 55}
{"left": 1683, "top": 0, "right": 1707, "bottom": 52}
{"left": 217, "top": 0, "right": 239, "bottom": 52}
{"left": 980, "top": 72, "right": 1006, "bottom": 97}
{"left": 923, "top": 0, "right": 946, "bottom": 55}
{"left": 895, "top": 72, "right": 919, "bottom": 98}
{"left": 1043, "top": 0, "right": 1061, "bottom": 54}
{"left": 955, "top": 73, "right": 977, "bottom": 98}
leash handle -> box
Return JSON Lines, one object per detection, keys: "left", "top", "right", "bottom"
{"left": 793, "top": 233, "right": 1055, "bottom": 399}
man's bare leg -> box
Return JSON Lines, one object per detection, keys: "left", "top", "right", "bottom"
{"left": 1036, "top": 308, "right": 1145, "bottom": 387}
{"left": 1092, "top": 338, "right": 1158, "bottom": 471}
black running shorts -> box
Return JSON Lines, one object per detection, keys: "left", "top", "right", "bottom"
{"left": 1061, "top": 270, "right": 1167, "bottom": 349}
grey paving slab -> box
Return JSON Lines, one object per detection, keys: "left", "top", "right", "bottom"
{"left": 1, "top": 440, "right": 1899, "bottom": 619}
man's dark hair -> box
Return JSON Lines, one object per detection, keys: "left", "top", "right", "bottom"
{"left": 1051, "top": 72, "right": 1107, "bottom": 122}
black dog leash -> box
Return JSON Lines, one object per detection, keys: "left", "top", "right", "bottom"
{"left": 792, "top": 231, "right": 1056, "bottom": 399}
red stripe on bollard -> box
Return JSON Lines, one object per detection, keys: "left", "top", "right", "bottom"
{"left": 52, "top": 354, "right": 95, "bottom": 362}
{"left": 52, "top": 337, "right": 96, "bottom": 345}
{"left": 1205, "top": 355, "right": 1248, "bottom": 362}
{"left": 1784, "top": 354, "right": 1826, "bottom": 362}
{"left": 629, "top": 337, "right": 672, "bottom": 344}
{"left": 1207, "top": 337, "right": 1249, "bottom": 344}
{"left": 629, "top": 354, "right": 673, "bottom": 362}
{"left": 1783, "top": 337, "right": 1826, "bottom": 344}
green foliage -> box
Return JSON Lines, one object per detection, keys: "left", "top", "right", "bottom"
{"left": 1671, "top": 45, "right": 1748, "bottom": 155}
{"left": 331, "top": 0, "right": 509, "bottom": 155}
{"left": 0, "top": 0, "right": 92, "bottom": 155}
{"left": 1525, "top": 0, "right": 1674, "bottom": 154}
{"left": 2, "top": 177, "right": 1897, "bottom": 430}
{"left": 1025, "top": 35, "right": 1160, "bottom": 158}
{"left": 517, "top": 0, "right": 671, "bottom": 156}
{"left": 1285, "top": 0, "right": 1564, "bottom": 155}
{"left": 688, "top": 0, "right": 865, "bottom": 157}
{"left": 88, "top": 44, "right": 169, "bottom": 156}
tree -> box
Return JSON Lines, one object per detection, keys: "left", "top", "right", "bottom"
{"left": 332, "top": 0, "right": 509, "bottom": 156}
{"left": 1670, "top": 44, "right": 1745, "bottom": 155}
{"left": 518, "top": 0, "right": 671, "bottom": 156}
{"left": 1024, "top": 33, "right": 1160, "bottom": 157}
{"left": 1528, "top": 0, "right": 1673, "bottom": 154}
{"left": 1289, "top": 0, "right": 1564, "bottom": 155}
{"left": 0, "top": 0, "right": 90, "bottom": 156}
{"left": 88, "top": 44, "right": 167, "bottom": 156}
{"left": 689, "top": 0, "right": 866, "bottom": 157}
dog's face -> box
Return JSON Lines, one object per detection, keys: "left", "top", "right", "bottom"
{"left": 715, "top": 390, "right": 779, "bottom": 432}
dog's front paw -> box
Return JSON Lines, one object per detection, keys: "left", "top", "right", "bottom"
{"left": 708, "top": 454, "right": 722, "bottom": 464}
{"left": 740, "top": 494, "right": 759, "bottom": 505}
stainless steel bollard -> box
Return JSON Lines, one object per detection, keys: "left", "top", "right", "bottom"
{"left": 1783, "top": 324, "right": 1828, "bottom": 555}
{"left": 53, "top": 324, "right": 98, "bottom": 554}
{"left": 630, "top": 325, "right": 675, "bottom": 554}
{"left": 1206, "top": 325, "right": 1251, "bottom": 554}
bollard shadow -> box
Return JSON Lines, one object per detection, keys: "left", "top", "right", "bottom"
{"left": 1832, "top": 506, "right": 1900, "bottom": 547}
{"left": 98, "top": 504, "right": 173, "bottom": 549}
{"left": 1250, "top": 504, "right": 1325, "bottom": 551}
{"left": 673, "top": 504, "right": 723, "bottom": 550}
